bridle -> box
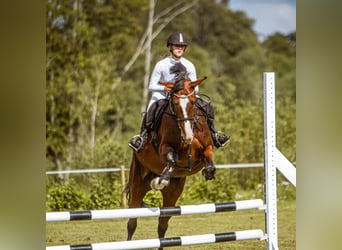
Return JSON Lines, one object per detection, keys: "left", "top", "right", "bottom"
{"left": 173, "top": 89, "right": 197, "bottom": 121}
{"left": 169, "top": 89, "right": 198, "bottom": 131}
{"left": 173, "top": 89, "right": 195, "bottom": 98}
{"left": 167, "top": 84, "right": 201, "bottom": 169}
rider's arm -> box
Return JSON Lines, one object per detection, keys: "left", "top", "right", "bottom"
{"left": 148, "top": 62, "right": 166, "bottom": 93}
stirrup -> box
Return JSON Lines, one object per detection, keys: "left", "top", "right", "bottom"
{"left": 128, "top": 134, "right": 146, "bottom": 153}
{"left": 214, "top": 131, "right": 230, "bottom": 148}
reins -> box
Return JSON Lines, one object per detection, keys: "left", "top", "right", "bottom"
{"left": 173, "top": 89, "right": 195, "bottom": 98}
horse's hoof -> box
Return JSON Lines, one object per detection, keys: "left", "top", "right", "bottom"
{"left": 204, "top": 174, "right": 216, "bottom": 181}
{"left": 202, "top": 167, "right": 216, "bottom": 181}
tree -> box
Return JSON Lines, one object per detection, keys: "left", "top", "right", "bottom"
{"left": 262, "top": 32, "right": 296, "bottom": 100}
{"left": 46, "top": 0, "right": 146, "bottom": 175}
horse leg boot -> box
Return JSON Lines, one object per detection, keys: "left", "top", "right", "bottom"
{"left": 158, "top": 150, "right": 177, "bottom": 186}
{"left": 202, "top": 157, "right": 216, "bottom": 180}
{"left": 150, "top": 164, "right": 174, "bottom": 190}
{"left": 150, "top": 151, "right": 177, "bottom": 190}
{"left": 197, "top": 98, "right": 231, "bottom": 148}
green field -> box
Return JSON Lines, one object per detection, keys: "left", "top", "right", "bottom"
{"left": 46, "top": 199, "right": 295, "bottom": 249}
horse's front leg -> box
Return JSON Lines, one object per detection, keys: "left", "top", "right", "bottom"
{"left": 202, "top": 145, "right": 216, "bottom": 180}
{"left": 150, "top": 149, "right": 177, "bottom": 190}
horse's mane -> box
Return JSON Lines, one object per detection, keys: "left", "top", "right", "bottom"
{"left": 170, "top": 62, "right": 186, "bottom": 74}
{"left": 169, "top": 63, "right": 189, "bottom": 94}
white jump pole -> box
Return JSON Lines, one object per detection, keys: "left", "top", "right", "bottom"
{"left": 264, "top": 72, "right": 279, "bottom": 250}
{"left": 46, "top": 199, "right": 264, "bottom": 222}
{"left": 46, "top": 229, "right": 265, "bottom": 250}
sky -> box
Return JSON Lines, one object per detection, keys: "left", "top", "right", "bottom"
{"left": 229, "top": 0, "right": 296, "bottom": 41}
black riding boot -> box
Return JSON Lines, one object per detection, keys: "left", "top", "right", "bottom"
{"left": 128, "top": 101, "right": 162, "bottom": 153}
{"left": 196, "top": 97, "right": 230, "bottom": 148}
{"left": 207, "top": 117, "right": 231, "bottom": 148}
{"left": 128, "top": 113, "right": 148, "bottom": 153}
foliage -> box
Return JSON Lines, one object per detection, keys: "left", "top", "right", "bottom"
{"left": 179, "top": 170, "right": 237, "bottom": 204}
{"left": 46, "top": 172, "right": 124, "bottom": 211}
{"left": 46, "top": 179, "right": 88, "bottom": 211}
{"left": 262, "top": 32, "right": 296, "bottom": 101}
{"left": 86, "top": 174, "right": 123, "bottom": 209}
{"left": 143, "top": 190, "right": 163, "bottom": 207}
{"left": 46, "top": 170, "right": 296, "bottom": 211}
{"left": 277, "top": 175, "right": 297, "bottom": 202}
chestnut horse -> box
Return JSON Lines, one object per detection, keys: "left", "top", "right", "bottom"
{"left": 126, "top": 74, "right": 216, "bottom": 249}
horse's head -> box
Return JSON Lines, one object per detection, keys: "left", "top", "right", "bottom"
{"left": 160, "top": 76, "right": 207, "bottom": 144}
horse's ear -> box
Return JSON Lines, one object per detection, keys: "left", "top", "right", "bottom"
{"left": 159, "top": 81, "right": 175, "bottom": 88}
{"left": 190, "top": 76, "right": 207, "bottom": 87}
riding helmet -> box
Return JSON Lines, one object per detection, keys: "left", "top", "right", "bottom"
{"left": 166, "top": 32, "right": 188, "bottom": 47}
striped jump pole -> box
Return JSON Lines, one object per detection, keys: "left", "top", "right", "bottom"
{"left": 46, "top": 229, "right": 265, "bottom": 250}
{"left": 46, "top": 199, "right": 264, "bottom": 222}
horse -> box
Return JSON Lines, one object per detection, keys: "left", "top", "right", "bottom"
{"left": 126, "top": 73, "right": 216, "bottom": 249}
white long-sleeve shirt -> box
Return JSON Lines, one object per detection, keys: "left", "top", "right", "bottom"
{"left": 147, "top": 54, "right": 198, "bottom": 110}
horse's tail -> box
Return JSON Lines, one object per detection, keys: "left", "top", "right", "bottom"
{"left": 124, "top": 152, "right": 138, "bottom": 204}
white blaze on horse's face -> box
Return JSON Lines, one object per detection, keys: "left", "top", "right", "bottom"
{"left": 179, "top": 96, "right": 194, "bottom": 143}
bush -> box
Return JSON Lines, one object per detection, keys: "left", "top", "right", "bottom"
{"left": 122, "top": 169, "right": 238, "bottom": 208}
{"left": 46, "top": 172, "right": 125, "bottom": 211}
{"left": 143, "top": 190, "right": 163, "bottom": 207}
{"left": 86, "top": 174, "right": 123, "bottom": 209}
{"left": 277, "top": 174, "right": 296, "bottom": 202}
{"left": 46, "top": 179, "right": 88, "bottom": 211}
{"left": 178, "top": 169, "right": 237, "bottom": 205}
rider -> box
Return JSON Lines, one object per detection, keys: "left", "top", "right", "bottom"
{"left": 128, "top": 31, "right": 230, "bottom": 152}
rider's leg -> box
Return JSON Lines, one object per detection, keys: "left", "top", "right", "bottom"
{"left": 196, "top": 97, "right": 230, "bottom": 148}
{"left": 128, "top": 112, "right": 148, "bottom": 153}
{"left": 128, "top": 100, "right": 159, "bottom": 153}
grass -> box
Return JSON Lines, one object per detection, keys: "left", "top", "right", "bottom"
{"left": 46, "top": 199, "right": 295, "bottom": 249}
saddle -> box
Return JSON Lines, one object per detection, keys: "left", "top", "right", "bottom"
{"left": 147, "top": 95, "right": 214, "bottom": 152}
{"left": 147, "top": 99, "right": 169, "bottom": 152}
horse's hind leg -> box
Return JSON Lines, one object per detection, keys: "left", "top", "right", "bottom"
{"left": 127, "top": 182, "right": 150, "bottom": 240}
{"left": 157, "top": 177, "right": 186, "bottom": 250}
{"left": 126, "top": 156, "right": 151, "bottom": 240}
{"left": 127, "top": 218, "right": 137, "bottom": 241}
